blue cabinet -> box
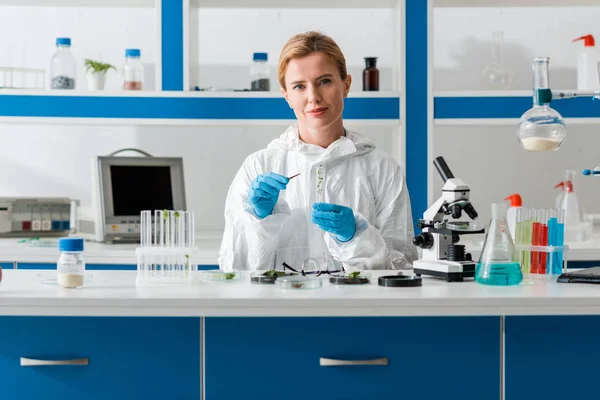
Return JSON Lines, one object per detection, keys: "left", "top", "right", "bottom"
{"left": 205, "top": 316, "right": 500, "bottom": 400}
{"left": 506, "top": 316, "right": 600, "bottom": 400}
{"left": 0, "top": 317, "right": 200, "bottom": 400}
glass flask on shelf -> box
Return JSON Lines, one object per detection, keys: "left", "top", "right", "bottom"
{"left": 517, "top": 57, "right": 566, "bottom": 152}
{"left": 476, "top": 203, "right": 523, "bottom": 286}
{"left": 481, "top": 31, "right": 514, "bottom": 90}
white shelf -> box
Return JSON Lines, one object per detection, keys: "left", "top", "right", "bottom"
{"left": 435, "top": 90, "right": 531, "bottom": 97}
{"left": 435, "top": 118, "right": 600, "bottom": 126}
{"left": 0, "top": 89, "right": 399, "bottom": 99}
{"left": 0, "top": 0, "right": 155, "bottom": 7}
{"left": 434, "top": 0, "right": 600, "bottom": 7}
{"left": 192, "top": 0, "right": 399, "bottom": 8}
{"left": 0, "top": 117, "right": 401, "bottom": 127}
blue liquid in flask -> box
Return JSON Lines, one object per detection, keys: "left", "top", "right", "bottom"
{"left": 475, "top": 261, "right": 523, "bottom": 286}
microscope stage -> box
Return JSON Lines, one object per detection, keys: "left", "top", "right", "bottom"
{"left": 413, "top": 259, "right": 476, "bottom": 282}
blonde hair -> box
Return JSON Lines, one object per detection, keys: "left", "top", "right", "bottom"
{"left": 277, "top": 31, "right": 347, "bottom": 89}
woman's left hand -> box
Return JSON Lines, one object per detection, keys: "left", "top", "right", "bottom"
{"left": 311, "top": 203, "right": 356, "bottom": 242}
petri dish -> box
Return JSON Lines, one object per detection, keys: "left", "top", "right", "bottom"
{"left": 200, "top": 270, "right": 241, "bottom": 282}
{"left": 329, "top": 271, "right": 371, "bottom": 285}
{"left": 378, "top": 274, "right": 422, "bottom": 287}
{"left": 274, "top": 275, "right": 322, "bottom": 290}
{"left": 250, "top": 270, "right": 296, "bottom": 284}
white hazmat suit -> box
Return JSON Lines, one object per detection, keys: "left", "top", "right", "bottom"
{"left": 219, "top": 125, "right": 418, "bottom": 271}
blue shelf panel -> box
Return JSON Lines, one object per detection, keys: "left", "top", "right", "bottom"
{"left": 161, "top": 0, "right": 183, "bottom": 90}
{"left": 406, "top": 0, "right": 428, "bottom": 232}
{"left": 0, "top": 95, "right": 399, "bottom": 120}
{"left": 435, "top": 96, "right": 600, "bottom": 119}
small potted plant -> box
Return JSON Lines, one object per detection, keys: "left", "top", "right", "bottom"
{"left": 84, "top": 59, "right": 115, "bottom": 91}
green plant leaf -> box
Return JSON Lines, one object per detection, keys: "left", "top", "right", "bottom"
{"left": 349, "top": 271, "right": 360, "bottom": 279}
{"left": 224, "top": 273, "right": 236, "bottom": 280}
{"left": 84, "top": 58, "right": 116, "bottom": 74}
{"left": 163, "top": 209, "right": 169, "bottom": 219}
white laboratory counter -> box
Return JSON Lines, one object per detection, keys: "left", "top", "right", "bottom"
{"left": 1, "top": 269, "right": 600, "bottom": 317}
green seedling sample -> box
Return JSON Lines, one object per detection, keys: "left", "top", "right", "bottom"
{"left": 264, "top": 270, "right": 287, "bottom": 277}
{"left": 224, "top": 273, "right": 236, "bottom": 280}
{"left": 349, "top": 271, "right": 361, "bottom": 279}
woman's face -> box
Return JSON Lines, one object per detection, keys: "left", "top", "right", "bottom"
{"left": 282, "top": 52, "right": 351, "bottom": 130}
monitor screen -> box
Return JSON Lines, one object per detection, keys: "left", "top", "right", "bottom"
{"left": 110, "top": 165, "right": 174, "bottom": 216}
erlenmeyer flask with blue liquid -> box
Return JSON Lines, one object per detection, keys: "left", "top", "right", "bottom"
{"left": 476, "top": 203, "right": 523, "bottom": 286}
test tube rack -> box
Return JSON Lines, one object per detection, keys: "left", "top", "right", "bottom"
{"left": 513, "top": 208, "right": 568, "bottom": 275}
{"left": 135, "top": 210, "right": 198, "bottom": 285}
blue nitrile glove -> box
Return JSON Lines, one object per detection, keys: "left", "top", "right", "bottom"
{"left": 312, "top": 203, "right": 356, "bottom": 242}
{"left": 248, "top": 173, "right": 289, "bottom": 219}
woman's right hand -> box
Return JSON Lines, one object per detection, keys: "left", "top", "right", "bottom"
{"left": 248, "top": 173, "right": 289, "bottom": 218}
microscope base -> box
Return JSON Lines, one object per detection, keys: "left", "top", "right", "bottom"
{"left": 413, "top": 259, "right": 476, "bottom": 282}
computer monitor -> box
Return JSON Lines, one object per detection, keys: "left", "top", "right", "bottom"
{"left": 77, "top": 156, "right": 186, "bottom": 243}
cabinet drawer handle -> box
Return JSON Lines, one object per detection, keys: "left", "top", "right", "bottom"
{"left": 20, "top": 357, "right": 89, "bottom": 367}
{"left": 320, "top": 357, "right": 388, "bottom": 367}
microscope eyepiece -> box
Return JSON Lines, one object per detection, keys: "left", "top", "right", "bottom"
{"left": 433, "top": 157, "right": 455, "bottom": 183}
{"left": 464, "top": 203, "right": 478, "bottom": 220}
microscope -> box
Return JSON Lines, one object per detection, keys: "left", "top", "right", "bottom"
{"left": 412, "top": 157, "right": 484, "bottom": 282}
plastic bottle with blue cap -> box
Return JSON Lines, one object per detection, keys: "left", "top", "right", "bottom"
{"left": 250, "top": 52, "right": 270, "bottom": 91}
{"left": 123, "top": 48, "right": 143, "bottom": 90}
{"left": 50, "top": 37, "right": 76, "bottom": 89}
{"left": 57, "top": 237, "right": 85, "bottom": 288}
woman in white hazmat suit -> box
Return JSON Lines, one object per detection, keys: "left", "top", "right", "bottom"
{"left": 219, "top": 31, "right": 418, "bottom": 272}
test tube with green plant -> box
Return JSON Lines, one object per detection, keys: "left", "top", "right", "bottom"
{"left": 316, "top": 163, "right": 329, "bottom": 266}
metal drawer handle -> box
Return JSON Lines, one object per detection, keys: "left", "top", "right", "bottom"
{"left": 320, "top": 357, "right": 388, "bottom": 367}
{"left": 20, "top": 357, "right": 89, "bottom": 367}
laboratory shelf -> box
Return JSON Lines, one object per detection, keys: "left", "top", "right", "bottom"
{"left": 0, "top": 0, "right": 155, "bottom": 6}
{"left": 192, "top": 0, "right": 398, "bottom": 8}
{"left": 434, "top": 91, "right": 600, "bottom": 124}
{"left": 0, "top": 90, "right": 400, "bottom": 125}
{"left": 434, "top": 0, "right": 599, "bottom": 6}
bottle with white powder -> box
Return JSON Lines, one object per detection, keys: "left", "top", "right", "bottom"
{"left": 57, "top": 238, "right": 85, "bottom": 288}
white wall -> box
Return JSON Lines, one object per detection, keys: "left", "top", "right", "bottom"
{"left": 4, "top": 4, "right": 600, "bottom": 236}
{"left": 190, "top": 8, "right": 400, "bottom": 91}
{"left": 0, "top": 5, "right": 400, "bottom": 237}
{"left": 432, "top": 5, "right": 600, "bottom": 225}
{"left": 433, "top": 124, "right": 600, "bottom": 226}
{"left": 0, "top": 123, "right": 396, "bottom": 235}
{"left": 0, "top": 6, "right": 157, "bottom": 90}
{"left": 434, "top": 6, "right": 600, "bottom": 90}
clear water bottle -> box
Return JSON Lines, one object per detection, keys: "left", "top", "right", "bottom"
{"left": 57, "top": 238, "right": 85, "bottom": 288}
{"left": 250, "top": 52, "right": 270, "bottom": 91}
{"left": 50, "top": 37, "right": 76, "bottom": 90}
{"left": 123, "top": 48, "right": 143, "bottom": 90}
